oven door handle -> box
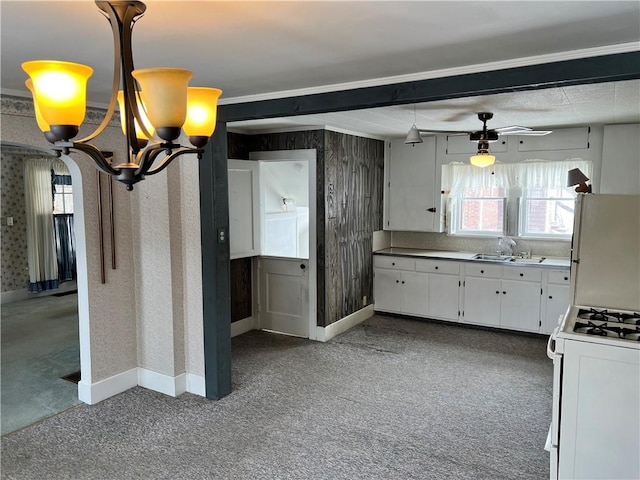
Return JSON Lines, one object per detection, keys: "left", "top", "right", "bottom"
{"left": 547, "top": 326, "right": 561, "bottom": 360}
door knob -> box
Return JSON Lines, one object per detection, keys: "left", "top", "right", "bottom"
{"left": 426, "top": 207, "right": 437, "bottom": 213}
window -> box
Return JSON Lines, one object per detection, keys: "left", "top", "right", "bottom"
{"left": 52, "top": 173, "right": 73, "bottom": 214}
{"left": 520, "top": 186, "right": 575, "bottom": 238}
{"left": 452, "top": 186, "right": 506, "bottom": 235}
{"left": 444, "top": 159, "right": 592, "bottom": 239}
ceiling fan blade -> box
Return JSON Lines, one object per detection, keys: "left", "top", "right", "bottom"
{"left": 495, "top": 125, "right": 553, "bottom": 136}
{"left": 504, "top": 130, "right": 553, "bottom": 136}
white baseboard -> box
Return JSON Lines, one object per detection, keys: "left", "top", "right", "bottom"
{"left": 316, "top": 304, "right": 374, "bottom": 342}
{"left": 186, "top": 374, "right": 206, "bottom": 397}
{"left": 138, "top": 368, "right": 187, "bottom": 397}
{"left": 77, "top": 368, "right": 138, "bottom": 405}
{"left": 231, "top": 316, "right": 255, "bottom": 337}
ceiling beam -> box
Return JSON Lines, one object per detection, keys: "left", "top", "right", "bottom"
{"left": 219, "top": 51, "right": 640, "bottom": 122}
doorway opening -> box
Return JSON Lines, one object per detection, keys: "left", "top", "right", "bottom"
{"left": 0, "top": 143, "right": 90, "bottom": 434}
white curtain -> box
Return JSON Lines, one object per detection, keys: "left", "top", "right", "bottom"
{"left": 24, "top": 158, "right": 59, "bottom": 292}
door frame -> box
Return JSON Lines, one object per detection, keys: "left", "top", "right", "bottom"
{"left": 249, "top": 149, "right": 318, "bottom": 340}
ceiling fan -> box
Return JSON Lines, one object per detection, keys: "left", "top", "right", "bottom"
{"left": 405, "top": 112, "right": 553, "bottom": 167}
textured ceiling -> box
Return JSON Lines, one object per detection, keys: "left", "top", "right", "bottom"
{"left": 1, "top": 1, "right": 639, "bottom": 138}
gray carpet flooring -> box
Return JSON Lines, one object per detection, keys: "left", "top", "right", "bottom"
{"left": 1, "top": 292, "right": 81, "bottom": 435}
{"left": 1, "top": 315, "right": 553, "bottom": 479}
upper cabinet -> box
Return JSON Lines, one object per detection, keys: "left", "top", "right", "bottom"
{"left": 384, "top": 137, "right": 442, "bottom": 232}
{"left": 516, "top": 127, "right": 590, "bottom": 152}
{"left": 228, "top": 159, "right": 260, "bottom": 259}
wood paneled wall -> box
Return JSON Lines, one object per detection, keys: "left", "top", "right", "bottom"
{"left": 227, "top": 129, "right": 384, "bottom": 328}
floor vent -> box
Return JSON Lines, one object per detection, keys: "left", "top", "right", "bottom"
{"left": 61, "top": 371, "right": 81, "bottom": 384}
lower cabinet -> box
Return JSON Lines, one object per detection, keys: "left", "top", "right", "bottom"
{"left": 542, "top": 270, "right": 571, "bottom": 334}
{"left": 374, "top": 254, "right": 569, "bottom": 335}
{"left": 463, "top": 263, "right": 542, "bottom": 332}
{"left": 374, "top": 256, "right": 459, "bottom": 320}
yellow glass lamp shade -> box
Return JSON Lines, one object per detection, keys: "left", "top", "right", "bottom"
{"left": 470, "top": 152, "right": 496, "bottom": 168}
{"left": 25, "top": 79, "right": 50, "bottom": 133}
{"left": 22, "top": 60, "right": 93, "bottom": 129}
{"left": 132, "top": 68, "right": 192, "bottom": 141}
{"left": 117, "top": 91, "right": 155, "bottom": 140}
{"left": 184, "top": 87, "right": 222, "bottom": 138}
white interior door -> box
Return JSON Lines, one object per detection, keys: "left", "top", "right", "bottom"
{"left": 258, "top": 257, "right": 309, "bottom": 337}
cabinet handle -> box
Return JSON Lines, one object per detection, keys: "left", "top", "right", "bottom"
{"left": 427, "top": 207, "right": 437, "bottom": 213}
{"left": 435, "top": 266, "right": 439, "bottom": 270}
{"left": 480, "top": 269, "right": 484, "bottom": 274}
{"left": 395, "top": 280, "right": 399, "bottom": 283}
{"left": 564, "top": 277, "right": 568, "bottom": 281}
{"left": 496, "top": 291, "right": 500, "bottom": 294}
{"left": 549, "top": 296, "right": 553, "bottom": 299}
{"left": 519, "top": 273, "right": 524, "bottom": 277}
{"left": 502, "top": 291, "right": 507, "bottom": 295}
{"left": 392, "top": 262, "right": 395, "bottom": 266}
{"left": 401, "top": 281, "right": 405, "bottom": 284}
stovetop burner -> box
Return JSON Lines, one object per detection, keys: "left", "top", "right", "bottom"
{"left": 577, "top": 308, "right": 640, "bottom": 325}
{"left": 573, "top": 309, "right": 640, "bottom": 342}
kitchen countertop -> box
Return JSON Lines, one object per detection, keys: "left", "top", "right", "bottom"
{"left": 374, "top": 247, "right": 570, "bottom": 269}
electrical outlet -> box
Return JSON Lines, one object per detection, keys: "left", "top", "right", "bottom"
{"left": 217, "top": 228, "right": 226, "bottom": 244}
{"left": 6, "top": 216, "right": 13, "bottom": 226}
{"left": 362, "top": 295, "right": 367, "bottom": 306}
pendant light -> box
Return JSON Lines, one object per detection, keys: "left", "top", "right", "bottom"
{"left": 22, "top": 1, "right": 222, "bottom": 191}
{"left": 469, "top": 140, "right": 495, "bottom": 168}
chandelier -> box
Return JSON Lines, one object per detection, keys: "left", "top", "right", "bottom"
{"left": 22, "top": 1, "right": 221, "bottom": 191}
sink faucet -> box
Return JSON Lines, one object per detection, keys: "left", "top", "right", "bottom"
{"left": 497, "top": 236, "right": 516, "bottom": 256}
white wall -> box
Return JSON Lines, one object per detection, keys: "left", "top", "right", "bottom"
{"left": 600, "top": 124, "right": 640, "bottom": 194}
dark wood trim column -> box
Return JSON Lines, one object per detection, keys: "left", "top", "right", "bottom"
{"left": 199, "top": 122, "right": 232, "bottom": 400}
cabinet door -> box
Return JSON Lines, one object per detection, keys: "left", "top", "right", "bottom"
{"left": 386, "top": 137, "right": 437, "bottom": 232}
{"left": 543, "top": 284, "right": 570, "bottom": 334}
{"left": 374, "top": 268, "right": 403, "bottom": 313}
{"left": 501, "top": 279, "right": 541, "bottom": 332}
{"left": 428, "top": 273, "right": 459, "bottom": 321}
{"left": 228, "top": 159, "right": 260, "bottom": 259}
{"left": 402, "top": 271, "right": 430, "bottom": 316}
{"left": 463, "top": 277, "right": 501, "bottom": 326}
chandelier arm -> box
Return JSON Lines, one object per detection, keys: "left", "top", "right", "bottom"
{"left": 68, "top": 142, "right": 121, "bottom": 176}
{"left": 144, "top": 148, "right": 202, "bottom": 177}
{"left": 74, "top": 2, "right": 126, "bottom": 144}
{"left": 135, "top": 145, "right": 166, "bottom": 176}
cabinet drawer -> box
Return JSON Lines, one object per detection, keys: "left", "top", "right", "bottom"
{"left": 502, "top": 266, "right": 543, "bottom": 282}
{"left": 548, "top": 270, "right": 570, "bottom": 285}
{"left": 373, "top": 255, "right": 415, "bottom": 271}
{"left": 464, "top": 264, "right": 502, "bottom": 278}
{"left": 416, "top": 259, "right": 460, "bottom": 275}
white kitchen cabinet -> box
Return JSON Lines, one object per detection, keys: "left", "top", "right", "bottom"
{"left": 542, "top": 270, "right": 571, "bottom": 334}
{"left": 416, "top": 259, "right": 460, "bottom": 321}
{"left": 373, "top": 268, "right": 405, "bottom": 313}
{"left": 400, "top": 271, "right": 430, "bottom": 316}
{"left": 500, "top": 279, "right": 541, "bottom": 332}
{"left": 463, "top": 264, "right": 542, "bottom": 332}
{"left": 374, "top": 256, "right": 458, "bottom": 319}
{"left": 373, "top": 268, "right": 428, "bottom": 315}
{"left": 228, "top": 159, "right": 260, "bottom": 259}
{"left": 516, "top": 127, "right": 590, "bottom": 152}
{"left": 385, "top": 137, "right": 440, "bottom": 232}
{"left": 463, "top": 276, "right": 502, "bottom": 327}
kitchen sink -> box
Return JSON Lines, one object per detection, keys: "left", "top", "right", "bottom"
{"left": 472, "top": 254, "right": 513, "bottom": 261}
{"left": 509, "top": 256, "right": 546, "bottom": 264}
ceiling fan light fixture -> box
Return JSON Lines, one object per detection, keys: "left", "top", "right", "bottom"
{"left": 470, "top": 140, "right": 495, "bottom": 167}
{"left": 470, "top": 152, "right": 496, "bottom": 168}
{"left": 404, "top": 125, "right": 423, "bottom": 145}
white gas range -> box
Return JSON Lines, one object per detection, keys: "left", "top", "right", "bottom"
{"left": 546, "top": 195, "right": 640, "bottom": 480}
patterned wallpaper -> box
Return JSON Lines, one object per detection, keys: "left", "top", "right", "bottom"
{"left": 1, "top": 151, "right": 29, "bottom": 292}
